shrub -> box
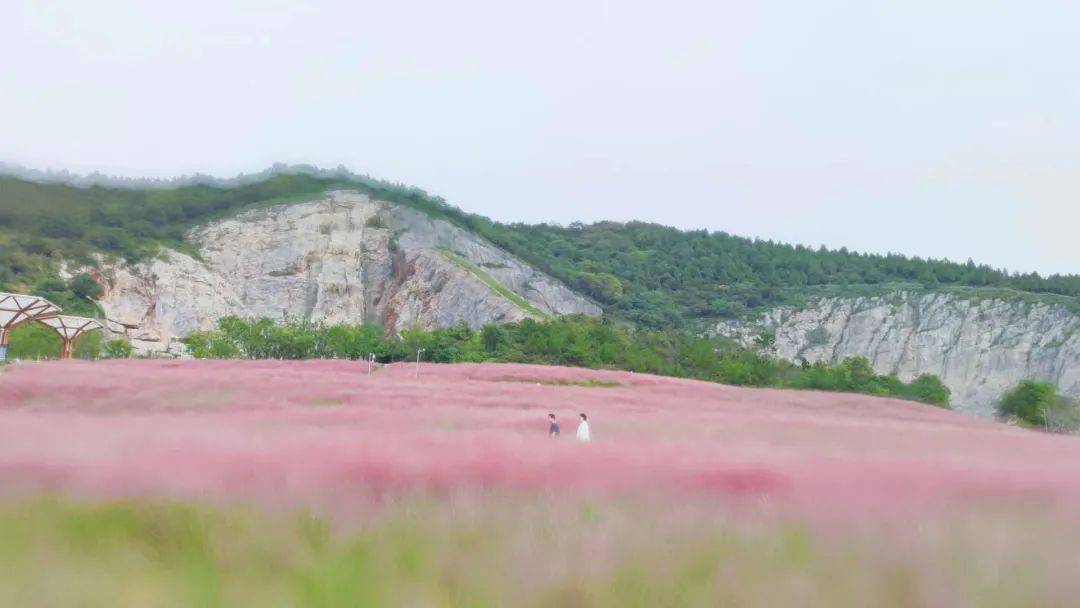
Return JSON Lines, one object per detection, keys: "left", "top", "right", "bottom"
{"left": 573, "top": 272, "right": 624, "bottom": 303}
{"left": 104, "top": 339, "right": 134, "bottom": 359}
{"left": 902, "top": 374, "right": 951, "bottom": 408}
{"left": 7, "top": 323, "right": 62, "bottom": 359}
{"left": 38, "top": 215, "right": 85, "bottom": 239}
{"left": 1044, "top": 397, "right": 1080, "bottom": 434}
{"left": 754, "top": 328, "right": 777, "bottom": 351}
{"left": 183, "top": 330, "right": 242, "bottom": 359}
{"left": 805, "top": 326, "right": 830, "bottom": 347}
{"left": 75, "top": 331, "right": 104, "bottom": 359}
{"left": 69, "top": 273, "right": 104, "bottom": 300}
{"left": 996, "top": 380, "right": 1080, "bottom": 432}
{"left": 7, "top": 323, "right": 103, "bottom": 360}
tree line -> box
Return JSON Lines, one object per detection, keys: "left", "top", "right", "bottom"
{"left": 180, "top": 315, "right": 952, "bottom": 408}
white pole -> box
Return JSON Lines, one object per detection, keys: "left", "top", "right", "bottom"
{"left": 415, "top": 348, "right": 426, "bottom": 378}
{"left": 367, "top": 353, "right": 373, "bottom": 375}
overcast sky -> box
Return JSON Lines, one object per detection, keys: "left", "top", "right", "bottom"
{"left": 2, "top": 1, "right": 1078, "bottom": 275}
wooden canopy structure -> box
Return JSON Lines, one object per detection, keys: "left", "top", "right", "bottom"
{"left": 0, "top": 292, "right": 61, "bottom": 362}
{"left": 0, "top": 292, "right": 104, "bottom": 361}
{"left": 35, "top": 315, "right": 105, "bottom": 360}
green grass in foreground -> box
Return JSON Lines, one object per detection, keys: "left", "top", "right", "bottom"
{"left": 1, "top": 495, "right": 1077, "bottom": 607}
{"left": 490, "top": 376, "right": 623, "bottom": 388}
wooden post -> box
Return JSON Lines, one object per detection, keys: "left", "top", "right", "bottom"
{"left": 0, "top": 329, "right": 7, "bottom": 363}
{"left": 60, "top": 339, "right": 75, "bottom": 360}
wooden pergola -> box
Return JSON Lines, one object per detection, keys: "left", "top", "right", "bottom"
{"left": 0, "top": 292, "right": 61, "bottom": 363}
{"left": 35, "top": 315, "right": 105, "bottom": 360}
{"left": 0, "top": 292, "right": 103, "bottom": 361}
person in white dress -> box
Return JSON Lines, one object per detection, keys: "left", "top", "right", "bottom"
{"left": 576, "top": 413, "right": 591, "bottom": 442}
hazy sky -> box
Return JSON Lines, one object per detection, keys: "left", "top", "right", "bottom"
{"left": 3, "top": 1, "right": 1078, "bottom": 275}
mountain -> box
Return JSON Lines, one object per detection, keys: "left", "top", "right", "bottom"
{"left": 88, "top": 190, "right": 599, "bottom": 356}
{"left": 1, "top": 165, "right": 1078, "bottom": 414}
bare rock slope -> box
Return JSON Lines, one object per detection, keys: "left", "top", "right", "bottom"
{"left": 717, "top": 292, "right": 1080, "bottom": 416}
{"left": 96, "top": 191, "right": 600, "bottom": 355}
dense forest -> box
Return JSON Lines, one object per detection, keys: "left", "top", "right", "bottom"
{"left": 180, "top": 315, "right": 951, "bottom": 407}
{"left": 2, "top": 167, "right": 1079, "bottom": 331}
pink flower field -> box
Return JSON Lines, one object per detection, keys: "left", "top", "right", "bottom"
{"left": 2, "top": 359, "right": 1079, "bottom": 515}
{"left": 5, "top": 359, "right": 1080, "bottom": 605}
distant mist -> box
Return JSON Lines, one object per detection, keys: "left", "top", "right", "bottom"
{"left": 0, "top": 161, "right": 428, "bottom": 196}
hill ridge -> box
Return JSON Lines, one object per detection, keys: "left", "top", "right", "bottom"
{"left": 2, "top": 165, "right": 1077, "bottom": 332}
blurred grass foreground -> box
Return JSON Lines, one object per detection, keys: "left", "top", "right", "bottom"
{"left": 2, "top": 494, "right": 1078, "bottom": 607}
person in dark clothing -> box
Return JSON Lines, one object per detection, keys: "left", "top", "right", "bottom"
{"left": 548, "top": 413, "right": 560, "bottom": 437}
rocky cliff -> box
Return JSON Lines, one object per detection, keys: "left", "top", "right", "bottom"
{"left": 716, "top": 291, "right": 1080, "bottom": 416}
{"left": 74, "top": 190, "right": 1080, "bottom": 417}
{"left": 92, "top": 190, "right": 600, "bottom": 355}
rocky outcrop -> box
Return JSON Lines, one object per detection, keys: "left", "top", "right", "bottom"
{"left": 83, "top": 189, "right": 1079, "bottom": 417}
{"left": 94, "top": 191, "right": 600, "bottom": 356}
{"left": 715, "top": 292, "right": 1080, "bottom": 416}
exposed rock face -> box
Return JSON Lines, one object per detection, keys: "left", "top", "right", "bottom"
{"left": 95, "top": 191, "right": 600, "bottom": 356}
{"left": 715, "top": 292, "right": 1080, "bottom": 416}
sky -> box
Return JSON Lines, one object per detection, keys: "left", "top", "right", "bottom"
{"left": 2, "top": 0, "right": 1078, "bottom": 275}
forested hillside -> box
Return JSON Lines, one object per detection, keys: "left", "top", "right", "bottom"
{"left": 486, "top": 222, "right": 1080, "bottom": 328}
{"left": 2, "top": 167, "right": 1078, "bottom": 330}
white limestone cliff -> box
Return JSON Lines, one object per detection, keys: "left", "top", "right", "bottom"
{"left": 715, "top": 291, "right": 1080, "bottom": 417}
{"left": 82, "top": 190, "right": 1079, "bottom": 418}
{"left": 92, "top": 191, "right": 600, "bottom": 356}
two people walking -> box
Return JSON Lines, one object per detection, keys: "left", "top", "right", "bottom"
{"left": 548, "top": 412, "right": 590, "bottom": 442}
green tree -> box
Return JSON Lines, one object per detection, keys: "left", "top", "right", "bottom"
{"left": 842, "top": 357, "right": 876, "bottom": 389}
{"left": 397, "top": 326, "right": 435, "bottom": 362}
{"left": 903, "top": 374, "right": 951, "bottom": 408}
{"left": 480, "top": 324, "right": 504, "bottom": 355}
{"left": 996, "top": 381, "right": 1062, "bottom": 427}
{"left": 7, "top": 323, "right": 61, "bottom": 359}
{"left": 183, "top": 329, "right": 242, "bottom": 359}
{"left": 7, "top": 322, "right": 103, "bottom": 360}
{"left": 69, "top": 273, "right": 103, "bottom": 300}
{"left": 103, "top": 339, "right": 134, "bottom": 359}
{"left": 74, "top": 331, "right": 104, "bottom": 359}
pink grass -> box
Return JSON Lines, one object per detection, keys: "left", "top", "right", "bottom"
{"left": 2, "top": 359, "right": 1080, "bottom": 517}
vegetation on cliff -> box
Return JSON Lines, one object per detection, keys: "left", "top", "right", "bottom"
{"left": 3, "top": 168, "right": 1079, "bottom": 331}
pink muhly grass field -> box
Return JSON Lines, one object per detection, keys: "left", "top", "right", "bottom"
{"left": 2, "top": 359, "right": 1080, "bottom": 516}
